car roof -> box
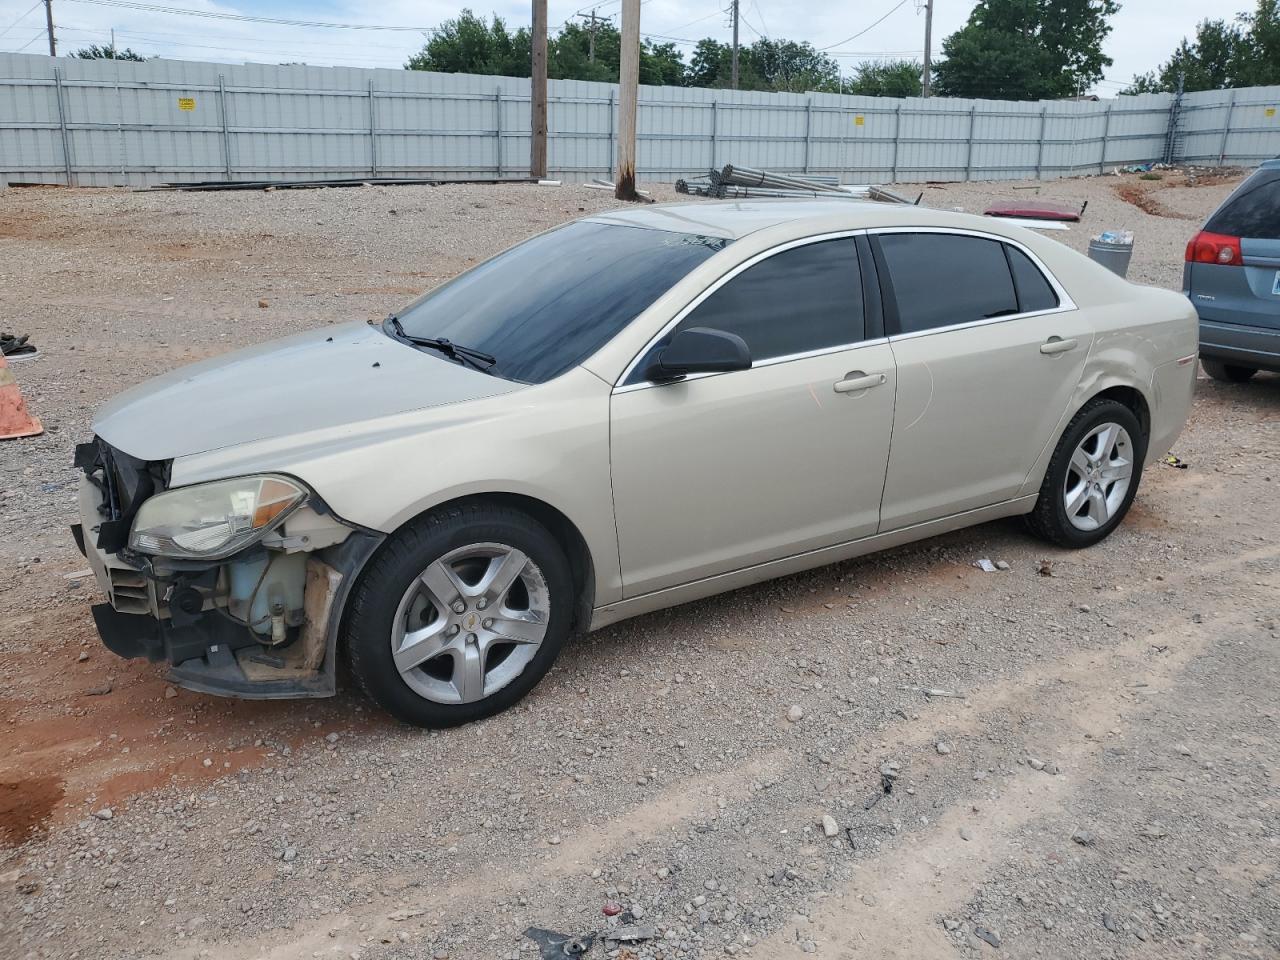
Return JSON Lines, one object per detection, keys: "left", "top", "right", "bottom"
{"left": 585, "top": 198, "right": 1030, "bottom": 241}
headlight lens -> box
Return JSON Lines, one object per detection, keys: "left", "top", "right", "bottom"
{"left": 129, "top": 475, "right": 307, "bottom": 559}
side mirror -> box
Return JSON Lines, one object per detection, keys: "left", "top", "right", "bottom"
{"left": 645, "top": 327, "right": 751, "bottom": 383}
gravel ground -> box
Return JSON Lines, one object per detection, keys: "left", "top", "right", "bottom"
{"left": 1, "top": 172, "right": 1277, "bottom": 960}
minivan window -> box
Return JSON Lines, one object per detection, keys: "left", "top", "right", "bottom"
{"left": 631, "top": 237, "right": 863, "bottom": 381}
{"left": 392, "top": 221, "right": 728, "bottom": 383}
{"left": 878, "top": 233, "right": 1018, "bottom": 334}
{"left": 1206, "top": 173, "right": 1280, "bottom": 239}
{"left": 1006, "top": 246, "right": 1059, "bottom": 312}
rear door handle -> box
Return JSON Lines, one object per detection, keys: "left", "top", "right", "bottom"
{"left": 833, "top": 371, "right": 887, "bottom": 394}
{"left": 1040, "top": 337, "right": 1078, "bottom": 355}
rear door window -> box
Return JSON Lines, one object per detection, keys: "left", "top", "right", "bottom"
{"left": 876, "top": 233, "right": 1018, "bottom": 334}
{"left": 1206, "top": 174, "right": 1280, "bottom": 239}
{"left": 1005, "top": 246, "right": 1059, "bottom": 312}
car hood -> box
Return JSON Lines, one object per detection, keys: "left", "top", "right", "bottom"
{"left": 93, "top": 322, "right": 522, "bottom": 461}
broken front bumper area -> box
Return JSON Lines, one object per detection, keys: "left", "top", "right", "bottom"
{"left": 74, "top": 448, "right": 383, "bottom": 700}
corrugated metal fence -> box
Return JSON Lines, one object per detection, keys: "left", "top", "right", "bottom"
{"left": 1, "top": 52, "right": 1277, "bottom": 187}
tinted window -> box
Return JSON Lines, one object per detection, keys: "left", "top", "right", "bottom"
{"left": 1006, "top": 246, "right": 1059, "bottom": 312}
{"left": 1206, "top": 173, "right": 1280, "bottom": 239}
{"left": 633, "top": 238, "right": 862, "bottom": 378}
{"left": 394, "top": 221, "right": 728, "bottom": 383}
{"left": 878, "top": 233, "right": 1017, "bottom": 334}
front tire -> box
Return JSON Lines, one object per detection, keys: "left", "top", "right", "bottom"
{"left": 1201, "top": 359, "right": 1256, "bottom": 383}
{"left": 1026, "top": 398, "right": 1147, "bottom": 548}
{"left": 344, "top": 504, "right": 574, "bottom": 727}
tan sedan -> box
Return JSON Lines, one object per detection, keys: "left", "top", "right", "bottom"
{"left": 76, "top": 200, "right": 1198, "bottom": 726}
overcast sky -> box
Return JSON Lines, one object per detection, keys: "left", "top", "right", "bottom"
{"left": 0, "top": 0, "right": 1231, "bottom": 94}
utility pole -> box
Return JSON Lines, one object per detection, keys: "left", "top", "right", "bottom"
{"left": 44, "top": 0, "right": 56, "bottom": 57}
{"left": 530, "top": 0, "right": 548, "bottom": 179}
{"left": 730, "top": 0, "right": 740, "bottom": 90}
{"left": 921, "top": 0, "right": 933, "bottom": 97}
{"left": 615, "top": 0, "right": 640, "bottom": 200}
{"left": 577, "top": 9, "right": 602, "bottom": 63}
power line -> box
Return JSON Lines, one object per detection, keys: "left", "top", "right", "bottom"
{"left": 818, "top": 0, "right": 912, "bottom": 51}
{"left": 0, "top": 1, "right": 42, "bottom": 40}
{"left": 59, "top": 0, "right": 437, "bottom": 31}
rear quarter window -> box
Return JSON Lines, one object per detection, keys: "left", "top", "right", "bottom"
{"left": 1206, "top": 174, "right": 1280, "bottom": 240}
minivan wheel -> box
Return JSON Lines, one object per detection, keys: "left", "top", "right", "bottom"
{"left": 344, "top": 504, "right": 574, "bottom": 727}
{"left": 1201, "top": 359, "right": 1257, "bottom": 383}
{"left": 1025, "top": 398, "right": 1147, "bottom": 548}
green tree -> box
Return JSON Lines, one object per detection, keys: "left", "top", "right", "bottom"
{"left": 746, "top": 39, "right": 840, "bottom": 93}
{"left": 843, "top": 59, "right": 925, "bottom": 97}
{"left": 1123, "top": 22, "right": 1243, "bottom": 93}
{"left": 405, "top": 9, "right": 530, "bottom": 76}
{"left": 73, "top": 43, "right": 145, "bottom": 61}
{"left": 934, "top": 0, "right": 1120, "bottom": 100}
{"left": 1123, "top": 0, "right": 1280, "bottom": 93}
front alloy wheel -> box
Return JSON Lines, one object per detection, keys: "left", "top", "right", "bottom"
{"left": 345, "top": 504, "right": 574, "bottom": 727}
{"left": 391, "top": 543, "right": 550, "bottom": 705}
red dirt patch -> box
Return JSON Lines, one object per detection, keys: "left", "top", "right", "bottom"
{"left": 0, "top": 776, "right": 65, "bottom": 847}
{"left": 0, "top": 602, "right": 391, "bottom": 846}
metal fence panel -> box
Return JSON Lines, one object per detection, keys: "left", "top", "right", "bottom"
{"left": 2, "top": 51, "right": 1279, "bottom": 187}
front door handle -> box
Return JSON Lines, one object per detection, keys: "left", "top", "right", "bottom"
{"left": 833, "top": 371, "right": 887, "bottom": 394}
{"left": 1040, "top": 337, "right": 1078, "bottom": 355}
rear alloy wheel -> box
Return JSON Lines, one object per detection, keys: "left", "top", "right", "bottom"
{"left": 1201, "top": 359, "right": 1257, "bottom": 383}
{"left": 345, "top": 505, "right": 573, "bottom": 727}
{"left": 1026, "top": 398, "right": 1146, "bottom": 548}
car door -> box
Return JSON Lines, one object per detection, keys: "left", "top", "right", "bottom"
{"left": 872, "top": 230, "right": 1094, "bottom": 531}
{"left": 610, "top": 235, "right": 897, "bottom": 599}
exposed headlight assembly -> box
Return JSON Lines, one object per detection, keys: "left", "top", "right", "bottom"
{"left": 129, "top": 475, "right": 307, "bottom": 559}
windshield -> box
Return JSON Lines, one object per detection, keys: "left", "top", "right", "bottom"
{"left": 390, "top": 221, "right": 730, "bottom": 383}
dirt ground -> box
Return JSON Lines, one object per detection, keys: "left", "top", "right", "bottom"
{"left": 0, "top": 171, "right": 1277, "bottom": 960}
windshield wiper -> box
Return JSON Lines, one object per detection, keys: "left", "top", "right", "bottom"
{"left": 385, "top": 316, "right": 498, "bottom": 372}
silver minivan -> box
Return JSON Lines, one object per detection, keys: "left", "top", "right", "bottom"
{"left": 1185, "top": 158, "right": 1280, "bottom": 381}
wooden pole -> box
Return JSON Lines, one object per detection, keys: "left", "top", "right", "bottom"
{"left": 921, "top": 0, "right": 933, "bottom": 97}
{"left": 530, "top": 0, "right": 548, "bottom": 179}
{"left": 730, "top": 0, "right": 740, "bottom": 90}
{"left": 615, "top": 0, "right": 640, "bottom": 200}
{"left": 44, "top": 0, "right": 56, "bottom": 57}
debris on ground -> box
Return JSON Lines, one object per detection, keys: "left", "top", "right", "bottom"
{"left": 898, "top": 685, "right": 966, "bottom": 699}
{"left": 675, "top": 164, "right": 918, "bottom": 203}
{"left": 1161, "top": 453, "right": 1188, "bottom": 469}
{"left": 1036, "top": 559, "right": 1055, "bottom": 576}
{"left": 524, "top": 927, "right": 596, "bottom": 958}
{"left": 974, "top": 925, "right": 1002, "bottom": 947}
{"left": 879, "top": 761, "right": 901, "bottom": 793}
{"left": 602, "top": 925, "right": 655, "bottom": 944}
{"left": 975, "top": 558, "right": 998, "bottom": 573}
{"left": 983, "top": 198, "right": 1086, "bottom": 221}
{"left": 0, "top": 333, "right": 38, "bottom": 360}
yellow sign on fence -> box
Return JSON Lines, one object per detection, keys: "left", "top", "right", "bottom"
{"left": 1266, "top": 107, "right": 1276, "bottom": 118}
{"left": 854, "top": 115, "right": 865, "bottom": 127}
{"left": 177, "top": 97, "right": 196, "bottom": 111}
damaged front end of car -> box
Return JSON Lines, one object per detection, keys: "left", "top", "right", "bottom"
{"left": 72, "top": 438, "right": 382, "bottom": 699}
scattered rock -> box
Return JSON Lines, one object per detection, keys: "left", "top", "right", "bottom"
{"left": 995, "top": 560, "right": 1011, "bottom": 571}
{"left": 1139, "top": 821, "right": 1168, "bottom": 839}
{"left": 93, "top": 808, "right": 113, "bottom": 820}
{"left": 164, "top": 685, "right": 178, "bottom": 699}
{"left": 787, "top": 705, "right": 804, "bottom": 723}
{"left": 959, "top": 826, "right": 973, "bottom": 842}
{"left": 258, "top": 298, "right": 269, "bottom": 308}
{"left": 935, "top": 741, "right": 952, "bottom": 755}
{"left": 85, "top": 681, "right": 112, "bottom": 696}
{"left": 973, "top": 925, "right": 1001, "bottom": 947}
{"left": 820, "top": 815, "right": 839, "bottom": 838}
{"left": 77, "top": 651, "right": 89, "bottom": 662}
{"left": 1071, "top": 827, "right": 1095, "bottom": 846}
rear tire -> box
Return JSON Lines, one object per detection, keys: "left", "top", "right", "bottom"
{"left": 1201, "top": 359, "right": 1257, "bottom": 383}
{"left": 1025, "top": 398, "right": 1147, "bottom": 548}
{"left": 344, "top": 503, "right": 574, "bottom": 728}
